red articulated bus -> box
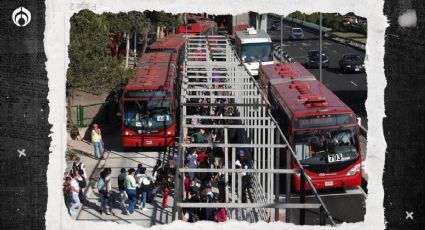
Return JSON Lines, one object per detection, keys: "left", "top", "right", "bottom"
{"left": 259, "top": 63, "right": 362, "bottom": 191}
{"left": 120, "top": 18, "right": 218, "bottom": 148}
{"left": 177, "top": 14, "right": 218, "bottom": 35}
{"left": 121, "top": 52, "right": 178, "bottom": 148}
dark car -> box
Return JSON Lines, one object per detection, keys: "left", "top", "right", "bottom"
{"left": 271, "top": 21, "right": 281, "bottom": 31}
{"left": 339, "top": 54, "right": 365, "bottom": 73}
{"left": 305, "top": 50, "right": 329, "bottom": 68}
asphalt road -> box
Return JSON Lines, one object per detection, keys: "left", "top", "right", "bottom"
{"left": 267, "top": 16, "right": 367, "bottom": 226}
{"left": 267, "top": 16, "right": 368, "bottom": 128}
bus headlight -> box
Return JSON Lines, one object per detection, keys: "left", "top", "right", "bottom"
{"left": 125, "top": 131, "right": 132, "bottom": 136}
{"left": 167, "top": 131, "right": 172, "bottom": 135}
{"left": 346, "top": 164, "right": 361, "bottom": 176}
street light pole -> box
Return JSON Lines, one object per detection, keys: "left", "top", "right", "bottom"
{"left": 280, "top": 15, "right": 283, "bottom": 62}
{"left": 319, "top": 12, "right": 322, "bottom": 83}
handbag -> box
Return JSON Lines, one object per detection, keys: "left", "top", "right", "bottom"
{"left": 78, "top": 178, "right": 87, "bottom": 189}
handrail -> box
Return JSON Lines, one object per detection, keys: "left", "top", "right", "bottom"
{"left": 269, "top": 115, "right": 337, "bottom": 226}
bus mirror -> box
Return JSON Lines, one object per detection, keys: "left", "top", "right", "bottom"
{"left": 357, "top": 117, "right": 361, "bottom": 126}
{"left": 116, "top": 112, "right": 122, "bottom": 117}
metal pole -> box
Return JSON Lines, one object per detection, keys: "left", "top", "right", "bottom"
{"left": 280, "top": 16, "right": 283, "bottom": 62}
{"left": 319, "top": 12, "right": 322, "bottom": 83}
{"left": 225, "top": 128, "right": 229, "bottom": 203}
{"left": 285, "top": 149, "right": 291, "bottom": 223}
{"left": 300, "top": 171, "right": 306, "bottom": 225}
{"left": 274, "top": 129, "right": 280, "bottom": 221}
{"left": 320, "top": 206, "right": 326, "bottom": 225}
{"left": 133, "top": 31, "right": 137, "bottom": 66}
{"left": 238, "top": 173, "right": 242, "bottom": 220}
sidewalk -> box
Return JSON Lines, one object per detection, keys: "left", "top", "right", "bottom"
{"left": 330, "top": 32, "right": 367, "bottom": 44}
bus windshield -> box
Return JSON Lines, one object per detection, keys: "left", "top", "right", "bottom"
{"left": 123, "top": 99, "right": 173, "bottom": 132}
{"left": 294, "top": 127, "right": 359, "bottom": 165}
{"left": 241, "top": 43, "right": 272, "bottom": 63}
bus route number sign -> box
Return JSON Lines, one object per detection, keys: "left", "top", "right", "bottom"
{"left": 327, "top": 153, "right": 343, "bottom": 163}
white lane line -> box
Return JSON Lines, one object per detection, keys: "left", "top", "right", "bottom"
{"left": 350, "top": 81, "right": 358, "bottom": 87}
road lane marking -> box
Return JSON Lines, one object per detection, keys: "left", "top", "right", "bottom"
{"left": 350, "top": 81, "right": 358, "bottom": 87}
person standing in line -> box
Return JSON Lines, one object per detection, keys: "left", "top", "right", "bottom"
{"left": 91, "top": 123, "right": 104, "bottom": 159}
{"left": 136, "top": 167, "right": 147, "bottom": 208}
{"left": 69, "top": 172, "right": 81, "bottom": 216}
{"left": 135, "top": 163, "right": 144, "bottom": 176}
{"left": 98, "top": 168, "right": 113, "bottom": 215}
{"left": 63, "top": 176, "right": 74, "bottom": 215}
{"left": 72, "top": 166, "right": 87, "bottom": 204}
{"left": 140, "top": 177, "right": 151, "bottom": 211}
{"left": 117, "top": 168, "right": 128, "bottom": 210}
{"left": 152, "top": 160, "right": 162, "bottom": 186}
{"left": 187, "top": 148, "right": 198, "bottom": 181}
{"left": 162, "top": 177, "right": 170, "bottom": 209}
{"left": 125, "top": 168, "right": 138, "bottom": 215}
{"left": 184, "top": 174, "right": 191, "bottom": 200}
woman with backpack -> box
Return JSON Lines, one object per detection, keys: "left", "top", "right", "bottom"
{"left": 97, "top": 168, "right": 112, "bottom": 215}
{"left": 140, "top": 177, "right": 152, "bottom": 211}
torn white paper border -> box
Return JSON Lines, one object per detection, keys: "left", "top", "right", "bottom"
{"left": 45, "top": 0, "right": 387, "bottom": 229}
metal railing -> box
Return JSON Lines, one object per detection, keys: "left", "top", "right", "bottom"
{"left": 68, "top": 103, "right": 104, "bottom": 127}
{"left": 173, "top": 35, "right": 336, "bottom": 226}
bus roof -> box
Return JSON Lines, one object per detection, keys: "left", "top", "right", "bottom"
{"left": 147, "top": 34, "right": 186, "bottom": 52}
{"left": 261, "top": 63, "right": 353, "bottom": 116}
{"left": 260, "top": 62, "right": 316, "bottom": 84}
{"left": 126, "top": 52, "right": 174, "bottom": 91}
{"left": 177, "top": 18, "right": 217, "bottom": 34}
{"left": 235, "top": 29, "right": 271, "bottom": 44}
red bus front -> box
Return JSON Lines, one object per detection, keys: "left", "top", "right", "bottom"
{"left": 290, "top": 113, "right": 362, "bottom": 191}
{"left": 121, "top": 89, "right": 176, "bottom": 147}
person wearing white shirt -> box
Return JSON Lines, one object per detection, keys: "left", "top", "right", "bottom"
{"left": 69, "top": 172, "right": 80, "bottom": 215}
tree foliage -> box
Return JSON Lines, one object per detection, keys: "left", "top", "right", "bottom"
{"left": 144, "top": 10, "right": 181, "bottom": 27}
{"left": 288, "top": 11, "right": 367, "bottom": 35}
{"left": 67, "top": 10, "right": 181, "bottom": 97}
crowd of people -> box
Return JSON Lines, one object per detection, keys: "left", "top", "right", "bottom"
{"left": 98, "top": 160, "right": 175, "bottom": 215}
{"left": 62, "top": 155, "right": 175, "bottom": 216}
{"left": 63, "top": 156, "right": 87, "bottom": 216}
{"left": 181, "top": 94, "right": 253, "bottom": 222}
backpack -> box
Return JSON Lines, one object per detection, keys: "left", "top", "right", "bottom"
{"left": 214, "top": 208, "right": 227, "bottom": 222}
{"left": 97, "top": 177, "right": 105, "bottom": 191}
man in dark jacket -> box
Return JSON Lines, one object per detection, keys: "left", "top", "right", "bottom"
{"left": 187, "top": 187, "right": 201, "bottom": 219}
{"left": 117, "top": 168, "right": 128, "bottom": 209}
{"left": 238, "top": 149, "right": 252, "bottom": 203}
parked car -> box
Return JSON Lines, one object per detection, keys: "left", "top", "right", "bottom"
{"left": 305, "top": 50, "right": 329, "bottom": 68}
{"left": 289, "top": 27, "right": 304, "bottom": 39}
{"left": 339, "top": 54, "right": 365, "bottom": 73}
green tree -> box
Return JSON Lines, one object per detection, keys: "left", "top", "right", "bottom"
{"left": 67, "top": 10, "right": 133, "bottom": 97}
